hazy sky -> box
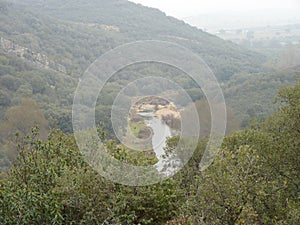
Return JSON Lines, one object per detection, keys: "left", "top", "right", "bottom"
{"left": 129, "top": 0, "right": 300, "bottom": 18}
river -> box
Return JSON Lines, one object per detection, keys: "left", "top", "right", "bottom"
{"left": 137, "top": 112, "right": 173, "bottom": 172}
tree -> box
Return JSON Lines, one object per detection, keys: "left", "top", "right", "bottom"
{"left": 0, "top": 99, "right": 49, "bottom": 170}
{"left": 0, "top": 98, "right": 48, "bottom": 139}
{"left": 0, "top": 129, "right": 182, "bottom": 225}
{"left": 178, "top": 82, "right": 300, "bottom": 224}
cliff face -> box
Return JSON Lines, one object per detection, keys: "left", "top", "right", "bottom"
{"left": 0, "top": 36, "right": 66, "bottom": 74}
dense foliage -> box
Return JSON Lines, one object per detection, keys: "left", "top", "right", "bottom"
{"left": 0, "top": 0, "right": 299, "bottom": 224}
{"left": 0, "top": 0, "right": 296, "bottom": 143}
{"left": 0, "top": 80, "right": 299, "bottom": 225}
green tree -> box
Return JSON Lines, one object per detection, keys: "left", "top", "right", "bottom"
{"left": 0, "top": 129, "right": 182, "bottom": 224}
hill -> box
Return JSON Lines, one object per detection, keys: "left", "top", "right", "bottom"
{"left": 0, "top": 0, "right": 297, "bottom": 141}
{"left": 3, "top": 0, "right": 265, "bottom": 79}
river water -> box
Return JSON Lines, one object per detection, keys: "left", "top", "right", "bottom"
{"left": 137, "top": 112, "right": 173, "bottom": 172}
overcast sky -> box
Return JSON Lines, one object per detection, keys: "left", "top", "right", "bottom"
{"left": 129, "top": 0, "right": 300, "bottom": 18}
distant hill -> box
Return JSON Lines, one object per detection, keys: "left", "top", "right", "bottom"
{"left": 184, "top": 9, "right": 300, "bottom": 32}
{"left": 2, "top": 0, "right": 265, "bottom": 80}
{"left": 0, "top": 0, "right": 299, "bottom": 172}
{"left": 0, "top": 0, "right": 297, "bottom": 138}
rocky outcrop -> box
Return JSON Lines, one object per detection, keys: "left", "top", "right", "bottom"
{"left": 0, "top": 36, "right": 67, "bottom": 74}
{"left": 70, "top": 21, "right": 120, "bottom": 32}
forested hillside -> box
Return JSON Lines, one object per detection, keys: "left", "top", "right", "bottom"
{"left": 2, "top": 0, "right": 265, "bottom": 78}
{"left": 0, "top": 0, "right": 296, "bottom": 134}
{"left": 1, "top": 81, "right": 299, "bottom": 225}
{"left": 0, "top": 0, "right": 299, "bottom": 223}
{"left": 0, "top": 0, "right": 297, "bottom": 162}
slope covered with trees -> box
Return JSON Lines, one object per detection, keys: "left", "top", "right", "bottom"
{"left": 2, "top": 0, "right": 265, "bottom": 79}
{"left": 0, "top": 0, "right": 299, "bottom": 223}
{"left": 1, "top": 79, "right": 299, "bottom": 225}
{"left": 0, "top": 0, "right": 298, "bottom": 173}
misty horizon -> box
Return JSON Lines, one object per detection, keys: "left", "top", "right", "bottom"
{"left": 130, "top": 0, "right": 300, "bottom": 31}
